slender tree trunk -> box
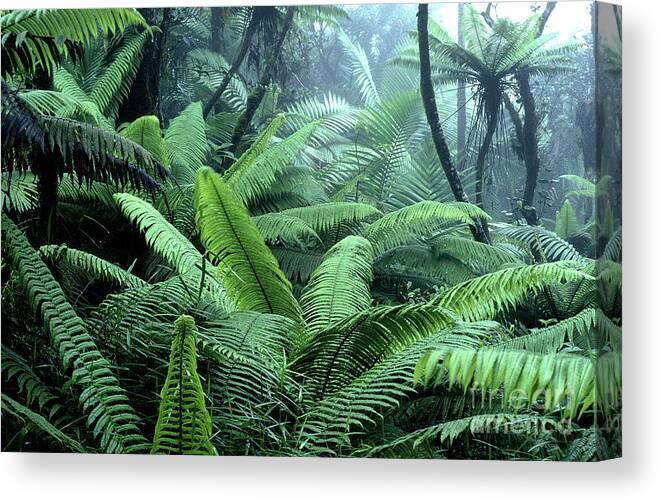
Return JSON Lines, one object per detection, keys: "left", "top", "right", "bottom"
{"left": 475, "top": 113, "right": 497, "bottom": 208}
{"left": 417, "top": 4, "right": 490, "bottom": 244}
{"left": 118, "top": 8, "right": 171, "bottom": 124}
{"left": 518, "top": 70, "right": 541, "bottom": 225}
{"left": 203, "top": 9, "right": 261, "bottom": 119}
{"left": 456, "top": 3, "right": 466, "bottom": 156}
{"left": 224, "top": 7, "right": 296, "bottom": 164}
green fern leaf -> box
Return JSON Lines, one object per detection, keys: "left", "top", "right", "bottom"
{"left": 194, "top": 167, "right": 302, "bottom": 324}
{"left": 151, "top": 315, "right": 216, "bottom": 455}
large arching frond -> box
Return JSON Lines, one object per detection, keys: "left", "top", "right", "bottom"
{"left": 194, "top": 167, "right": 302, "bottom": 324}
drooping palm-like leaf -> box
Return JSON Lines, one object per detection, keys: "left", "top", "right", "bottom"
{"left": 300, "top": 236, "right": 374, "bottom": 341}
{"left": 2, "top": 216, "right": 148, "bottom": 453}
{"left": 151, "top": 315, "right": 217, "bottom": 455}
{"left": 194, "top": 167, "right": 302, "bottom": 324}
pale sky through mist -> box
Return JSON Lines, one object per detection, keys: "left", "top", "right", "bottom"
{"left": 430, "top": 1, "right": 592, "bottom": 42}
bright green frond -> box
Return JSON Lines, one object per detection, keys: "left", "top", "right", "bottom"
{"left": 151, "top": 315, "right": 217, "bottom": 455}
{"left": 431, "top": 261, "right": 593, "bottom": 321}
{"left": 300, "top": 236, "right": 374, "bottom": 341}
{"left": 194, "top": 167, "right": 302, "bottom": 324}
{"left": 363, "top": 201, "right": 490, "bottom": 254}
{"left": 120, "top": 115, "right": 168, "bottom": 166}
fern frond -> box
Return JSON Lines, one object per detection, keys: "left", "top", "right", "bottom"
{"left": 499, "top": 308, "right": 621, "bottom": 353}
{"left": 252, "top": 212, "right": 321, "bottom": 247}
{"left": 431, "top": 262, "right": 593, "bottom": 322}
{"left": 1, "top": 394, "right": 87, "bottom": 453}
{"left": 113, "top": 193, "right": 229, "bottom": 308}
{"left": 2, "top": 216, "right": 148, "bottom": 453}
{"left": 415, "top": 347, "right": 619, "bottom": 419}
{"left": 151, "top": 315, "right": 217, "bottom": 455}
{"left": 164, "top": 101, "right": 208, "bottom": 184}
{"left": 496, "top": 224, "right": 585, "bottom": 262}
{"left": 295, "top": 304, "right": 456, "bottom": 401}
{"left": 1, "top": 8, "right": 147, "bottom": 77}
{"left": 39, "top": 244, "right": 146, "bottom": 289}
{"left": 120, "top": 115, "right": 168, "bottom": 166}
{"left": 88, "top": 28, "right": 154, "bottom": 117}
{"left": 364, "top": 413, "right": 561, "bottom": 458}
{"left": 432, "top": 234, "right": 524, "bottom": 273}
{"left": 300, "top": 236, "right": 374, "bottom": 341}
{"left": 555, "top": 199, "right": 579, "bottom": 240}
{"left": 363, "top": 201, "right": 490, "bottom": 254}
{"left": 226, "top": 120, "right": 320, "bottom": 206}
{"left": 278, "top": 202, "right": 381, "bottom": 235}
{"left": 194, "top": 167, "right": 302, "bottom": 324}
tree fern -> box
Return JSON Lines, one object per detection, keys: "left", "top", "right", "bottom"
{"left": 194, "top": 167, "right": 302, "bottom": 324}
{"left": 151, "top": 315, "right": 216, "bottom": 455}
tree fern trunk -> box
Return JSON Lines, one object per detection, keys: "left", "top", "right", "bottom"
{"left": 417, "top": 4, "right": 490, "bottom": 244}
{"left": 518, "top": 69, "right": 541, "bottom": 226}
{"left": 475, "top": 113, "right": 497, "bottom": 209}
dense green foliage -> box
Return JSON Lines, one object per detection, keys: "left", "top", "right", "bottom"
{"left": 1, "top": 4, "right": 621, "bottom": 460}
